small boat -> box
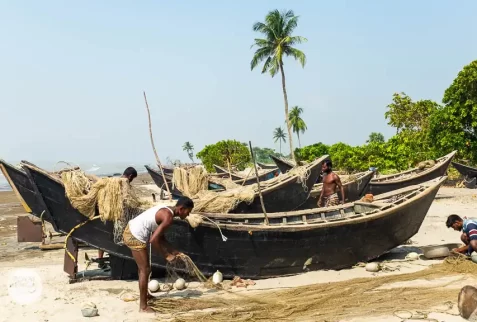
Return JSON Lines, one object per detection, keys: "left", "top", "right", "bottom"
{"left": 295, "top": 170, "right": 375, "bottom": 210}
{"left": 270, "top": 155, "right": 296, "bottom": 173}
{"left": 452, "top": 161, "right": 477, "bottom": 179}
{"left": 366, "top": 151, "right": 456, "bottom": 195}
{"left": 145, "top": 165, "right": 225, "bottom": 199}
{"left": 23, "top": 160, "right": 446, "bottom": 279}
{"left": 0, "top": 159, "right": 59, "bottom": 230}
{"left": 257, "top": 162, "right": 278, "bottom": 170}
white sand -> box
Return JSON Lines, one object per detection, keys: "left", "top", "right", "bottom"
{"left": 1, "top": 187, "right": 476, "bottom": 322}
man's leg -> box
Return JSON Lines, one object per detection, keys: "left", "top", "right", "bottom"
{"left": 98, "top": 250, "right": 104, "bottom": 258}
{"left": 131, "top": 249, "right": 153, "bottom": 312}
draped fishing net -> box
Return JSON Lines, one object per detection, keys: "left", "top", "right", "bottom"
{"left": 60, "top": 169, "right": 151, "bottom": 244}
{"left": 172, "top": 166, "right": 209, "bottom": 198}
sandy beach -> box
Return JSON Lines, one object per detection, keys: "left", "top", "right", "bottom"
{"left": 0, "top": 186, "right": 475, "bottom": 322}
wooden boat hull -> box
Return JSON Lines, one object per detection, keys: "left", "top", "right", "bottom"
{"left": 452, "top": 162, "right": 477, "bottom": 178}
{"left": 0, "top": 160, "right": 58, "bottom": 230}
{"left": 24, "top": 163, "right": 445, "bottom": 279}
{"left": 296, "top": 171, "right": 375, "bottom": 210}
{"left": 270, "top": 155, "right": 294, "bottom": 173}
{"left": 366, "top": 151, "right": 455, "bottom": 195}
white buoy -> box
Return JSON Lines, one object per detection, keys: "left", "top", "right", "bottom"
{"left": 148, "top": 279, "right": 160, "bottom": 292}
{"left": 406, "top": 252, "right": 420, "bottom": 260}
{"left": 174, "top": 278, "right": 186, "bottom": 290}
{"left": 471, "top": 252, "right": 477, "bottom": 264}
{"left": 212, "top": 270, "right": 223, "bottom": 285}
{"left": 365, "top": 262, "right": 380, "bottom": 272}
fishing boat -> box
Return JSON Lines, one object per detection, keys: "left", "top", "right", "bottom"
{"left": 257, "top": 162, "right": 278, "bottom": 170}
{"left": 145, "top": 165, "right": 225, "bottom": 199}
{"left": 270, "top": 155, "right": 296, "bottom": 173}
{"left": 452, "top": 161, "right": 477, "bottom": 179}
{"left": 295, "top": 170, "right": 375, "bottom": 210}
{"left": 0, "top": 159, "right": 58, "bottom": 230}
{"left": 23, "top": 161, "right": 446, "bottom": 278}
{"left": 366, "top": 151, "right": 456, "bottom": 195}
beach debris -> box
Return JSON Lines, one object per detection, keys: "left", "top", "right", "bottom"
{"left": 405, "top": 252, "right": 420, "bottom": 260}
{"left": 119, "top": 291, "right": 137, "bottom": 302}
{"left": 365, "top": 262, "right": 380, "bottom": 272}
{"left": 212, "top": 270, "right": 223, "bottom": 285}
{"left": 471, "top": 252, "right": 477, "bottom": 264}
{"left": 303, "top": 257, "right": 313, "bottom": 270}
{"left": 458, "top": 285, "right": 477, "bottom": 320}
{"left": 231, "top": 276, "right": 256, "bottom": 288}
{"left": 174, "top": 278, "right": 186, "bottom": 290}
{"left": 148, "top": 280, "right": 160, "bottom": 292}
{"left": 81, "top": 302, "right": 98, "bottom": 317}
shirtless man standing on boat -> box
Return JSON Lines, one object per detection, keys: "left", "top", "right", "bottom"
{"left": 123, "top": 197, "right": 194, "bottom": 313}
{"left": 97, "top": 167, "right": 138, "bottom": 267}
{"left": 317, "top": 160, "right": 345, "bottom": 207}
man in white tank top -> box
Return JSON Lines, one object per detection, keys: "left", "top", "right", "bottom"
{"left": 122, "top": 196, "right": 194, "bottom": 313}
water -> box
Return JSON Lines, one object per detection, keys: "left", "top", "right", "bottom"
{"left": 0, "top": 162, "right": 151, "bottom": 192}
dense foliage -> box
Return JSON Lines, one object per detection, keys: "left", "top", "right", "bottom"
{"left": 253, "top": 147, "right": 283, "bottom": 164}
{"left": 196, "top": 140, "right": 251, "bottom": 172}
{"left": 196, "top": 60, "right": 477, "bottom": 174}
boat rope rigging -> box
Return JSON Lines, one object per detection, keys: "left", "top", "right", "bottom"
{"left": 64, "top": 216, "right": 100, "bottom": 262}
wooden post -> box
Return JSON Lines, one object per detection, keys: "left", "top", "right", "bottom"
{"left": 143, "top": 91, "right": 172, "bottom": 201}
{"left": 248, "top": 141, "right": 269, "bottom": 225}
{"left": 226, "top": 159, "right": 232, "bottom": 180}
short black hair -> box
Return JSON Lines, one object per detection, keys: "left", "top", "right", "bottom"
{"left": 176, "top": 196, "right": 194, "bottom": 209}
{"left": 324, "top": 159, "right": 332, "bottom": 169}
{"left": 446, "top": 214, "right": 462, "bottom": 228}
{"left": 123, "top": 167, "right": 138, "bottom": 178}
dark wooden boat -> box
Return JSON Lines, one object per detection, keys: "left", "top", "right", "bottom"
{"left": 23, "top": 160, "right": 446, "bottom": 278}
{"left": 366, "top": 151, "right": 456, "bottom": 195}
{"left": 257, "top": 162, "right": 278, "bottom": 170}
{"left": 0, "top": 159, "right": 59, "bottom": 230}
{"left": 270, "top": 155, "right": 295, "bottom": 173}
{"left": 231, "top": 155, "right": 326, "bottom": 213}
{"left": 296, "top": 170, "right": 375, "bottom": 210}
{"left": 452, "top": 161, "right": 477, "bottom": 179}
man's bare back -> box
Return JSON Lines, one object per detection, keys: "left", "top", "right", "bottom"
{"left": 318, "top": 160, "right": 345, "bottom": 207}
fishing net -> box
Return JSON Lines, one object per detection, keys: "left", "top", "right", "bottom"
{"left": 150, "top": 256, "right": 475, "bottom": 321}
{"left": 60, "top": 169, "right": 151, "bottom": 244}
{"left": 172, "top": 166, "right": 209, "bottom": 198}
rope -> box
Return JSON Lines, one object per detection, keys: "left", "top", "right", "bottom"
{"left": 64, "top": 216, "right": 100, "bottom": 262}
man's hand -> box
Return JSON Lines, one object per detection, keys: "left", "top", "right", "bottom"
{"left": 317, "top": 198, "right": 322, "bottom": 207}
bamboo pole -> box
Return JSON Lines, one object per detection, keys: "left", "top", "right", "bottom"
{"left": 143, "top": 91, "right": 172, "bottom": 201}
{"left": 226, "top": 159, "right": 232, "bottom": 180}
{"left": 248, "top": 141, "right": 269, "bottom": 225}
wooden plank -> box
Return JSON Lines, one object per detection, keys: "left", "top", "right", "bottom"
{"left": 0, "top": 164, "right": 32, "bottom": 213}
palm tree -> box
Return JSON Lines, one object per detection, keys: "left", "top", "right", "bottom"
{"left": 289, "top": 106, "right": 307, "bottom": 147}
{"left": 182, "top": 141, "right": 194, "bottom": 162}
{"left": 273, "top": 127, "right": 287, "bottom": 154}
{"left": 251, "top": 9, "right": 307, "bottom": 163}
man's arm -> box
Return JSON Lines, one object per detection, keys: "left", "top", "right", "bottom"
{"left": 335, "top": 174, "right": 345, "bottom": 204}
{"left": 149, "top": 211, "right": 175, "bottom": 261}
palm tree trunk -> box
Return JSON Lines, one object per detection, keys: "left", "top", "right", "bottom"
{"left": 279, "top": 62, "right": 295, "bottom": 162}
{"left": 297, "top": 132, "right": 301, "bottom": 148}
{"left": 279, "top": 140, "right": 282, "bottom": 154}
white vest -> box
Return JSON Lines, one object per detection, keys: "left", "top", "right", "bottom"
{"left": 128, "top": 205, "right": 173, "bottom": 243}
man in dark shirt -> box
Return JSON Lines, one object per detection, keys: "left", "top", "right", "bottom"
{"left": 446, "top": 214, "right": 477, "bottom": 255}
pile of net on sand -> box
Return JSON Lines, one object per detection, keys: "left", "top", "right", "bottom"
{"left": 150, "top": 256, "right": 475, "bottom": 321}
{"left": 172, "top": 166, "right": 209, "bottom": 198}
{"left": 191, "top": 165, "right": 311, "bottom": 213}
{"left": 60, "top": 169, "right": 151, "bottom": 244}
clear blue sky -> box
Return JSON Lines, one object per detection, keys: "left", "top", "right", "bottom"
{"left": 1, "top": 1, "right": 476, "bottom": 164}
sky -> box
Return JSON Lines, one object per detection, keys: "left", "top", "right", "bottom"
{"left": 1, "top": 0, "right": 476, "bottom": 165}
